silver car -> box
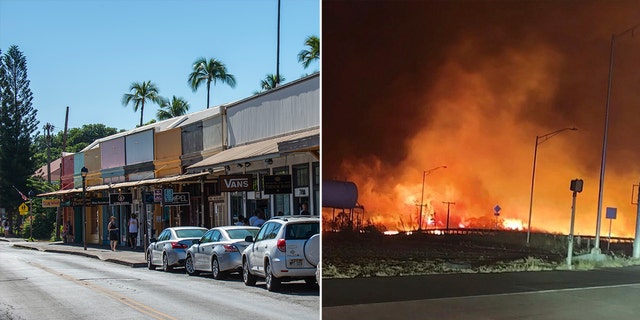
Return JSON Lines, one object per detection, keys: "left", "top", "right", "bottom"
{"left": 147, "top": 226, "right": 208, "bottom": 272}
{"left": 185, "top": 226, "right": 259, "bottom": 279}
{"left": 242, "top": 216, "right": 320, "bottom": 291}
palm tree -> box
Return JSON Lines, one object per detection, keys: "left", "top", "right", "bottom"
{"left": 297, "top": 35, "right": 319, "bottom": 69}
{"left": 156, "top": 96, "right": 190, "bottom": 120}
{"left": 261, "top": 74, "right": 285, "bottom": 91}
{"left": 122, "top": 81, "right": 161, "bottom": 127}
{"left": 188, "top": 57, "right": 236, "bottom": 109}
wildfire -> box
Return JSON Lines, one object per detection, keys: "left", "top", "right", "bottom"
{"left": 332, "top": 32, "right": 640, "bottom": 238}
{"left": 502, "top": 218, "right": 525, "bottom": 231}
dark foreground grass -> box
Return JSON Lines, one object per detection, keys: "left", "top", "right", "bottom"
{"left": 322, "top": 230, "right": 638, "bottom": 278}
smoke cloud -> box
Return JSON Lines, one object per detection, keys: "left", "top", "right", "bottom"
{"left": 323, "top": 1, "right": 640, "bottom": 236}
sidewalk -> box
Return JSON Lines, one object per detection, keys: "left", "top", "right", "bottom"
{"left": 0, "top": 237, "right": 147, "bottom": 268}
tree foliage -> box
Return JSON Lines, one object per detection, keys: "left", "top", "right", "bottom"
{"left": 156, "top": 95, "right": 190, "bottom": 120}
{"left": 188, "top": 57, "right": 236, "bottom": 109}
{"left": 32, "top": 124, "right": 121, "bottom": 170}
{"left": 122, "top": 81, "right": 161, "bottom": 127}
{"left": 260, "top": 74, "right": 286, "bottom": 91}
{"left": 298, "top": 35, "right": 319, "bottom": 69}
{"left": 0, "top": 45, "right": 39, "bottom": 227}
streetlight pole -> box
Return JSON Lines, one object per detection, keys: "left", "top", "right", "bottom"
{"left": 526, "top": 127, "right": 577, "bottom": 245}
{"left": 594, "top": 24, "right": 640, "bottom": 253}
{"left": 418, "top": 165, "right": 447, "bottom": 231}
{"left": 81, "top": 166, "right": 88, "bottom": 250}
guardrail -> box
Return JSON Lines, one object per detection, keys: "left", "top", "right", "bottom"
{"left": 392, "top": 228, "right": 635, "bottom": 244}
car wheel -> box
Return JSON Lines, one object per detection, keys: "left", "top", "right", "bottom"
{"left": 265, "top": 261, "right": 281, "bottom": 292}
{"left": 243, "top": 258, "right": 257, "bottom": 286}
{"left": 162, "top": 253, "right": 172, "bottom": 272}
{"left": 147, "top": 251, "right": 156, "bottom": 270}
{"left": 211, "top": 257, "right": 225, "bottom": 280}
{"left": 185, "top": 254, "right": 198, "bottom": 276}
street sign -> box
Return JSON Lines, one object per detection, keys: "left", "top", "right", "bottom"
{"left": 19, "top": 203, "right": 29, "bottom": 215}
{"left": 606, "top": 207, "right": 617, "bottom": 219}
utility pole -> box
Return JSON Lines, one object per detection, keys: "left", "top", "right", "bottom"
{"left": 55, "top": 107, "right": 69, "bottom": 241}
{"left": 442, "top": 201, "right": 455, "bottom": 231}
{"left": 43, "top": 123, "right": 54, "bottom": 183}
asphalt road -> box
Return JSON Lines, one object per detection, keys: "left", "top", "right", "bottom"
{"left": 323, "top": 266, "right": 640, "bottom": 319}
{"left": 0, "top": 242, "right": 319, "bottom": 320}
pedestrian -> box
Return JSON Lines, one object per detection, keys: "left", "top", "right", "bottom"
{"left": 300, "top": 203, "right": 310, "bottom": 215}
{"left": 108, "top": 216, "right": 119, "bottom": 251}
{"left": 235, "top": 215, "right": 245, "bottom": 226}
{"left": 2, "top": 219, "right": 9, "bottom": 237}
{"left": 248, "top": 210, "right": 260, "bottom": 226}
{"left": 128, "top": 213, "right": 139, "bottom": 249}
{"left": 64, "top": 220, "right": 73, "bottom": 243}
{"left": 252, "top": 211, "right": 266, "bottom": 227}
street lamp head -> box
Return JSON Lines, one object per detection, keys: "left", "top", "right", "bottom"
{"left": 81, "top": 166, "right": 88, "bottom": 178}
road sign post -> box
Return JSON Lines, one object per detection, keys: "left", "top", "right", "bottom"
{"left": 567, "top": 179, "right": 583, "bottom": 269}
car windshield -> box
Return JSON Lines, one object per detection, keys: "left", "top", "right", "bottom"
{"left": 227, "top": 228, "right": 258, "bottom": 240}
{"left": 175, "top": 228, "right": 206, "bottom": 238}
{"left": 285, "top": 222, "right": 319, "bottom": 240}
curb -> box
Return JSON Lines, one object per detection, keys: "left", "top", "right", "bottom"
{"left": 10, "top": 243, "right": 146, "bottom": 268}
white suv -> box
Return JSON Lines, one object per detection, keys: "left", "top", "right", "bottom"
{"left": 242, "top": 215, "right": 320, "bottom": 291}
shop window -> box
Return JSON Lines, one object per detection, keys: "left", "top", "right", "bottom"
{"left": 293, "top": 164, "right": 310, "bottom": 215}
{"left": 272, "top": 166, "right": 290, "bottom": 216}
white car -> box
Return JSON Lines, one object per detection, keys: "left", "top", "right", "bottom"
{"left": 185, "top": 226, "right": 259, "bottom": 279}
{"left": 147, "top": 227, "right": 208, "bottom": 272}
{"left": 242, "top": 215, "right": 320, "bottom": 291}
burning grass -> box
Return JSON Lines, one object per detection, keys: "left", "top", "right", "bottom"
{"left": 322, "top": 230, "right": 640, "bottom": 278}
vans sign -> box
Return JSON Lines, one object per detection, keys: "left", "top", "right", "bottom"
{"left": 219, "top": 174, "right": 253, "bottom": 192}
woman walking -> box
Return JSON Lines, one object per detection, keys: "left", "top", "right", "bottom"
{"left": 108, "top": 216, "right": 119, "bottom": 251}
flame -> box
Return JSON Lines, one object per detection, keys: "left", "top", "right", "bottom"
{"left": 332, "top": 33, "right": 640, "bottom": 238}
{"left": 502, "top": 218, "right": 525, "bottom": 231}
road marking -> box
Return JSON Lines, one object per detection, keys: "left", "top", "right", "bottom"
{"left": 29, "top": 261, "right": 178, "bottom": 320}
{"left": 428, "top": 282, "right": 640, "bottom": 302}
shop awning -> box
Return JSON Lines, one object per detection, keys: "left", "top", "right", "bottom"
{"left": 186, "top": 128, "right": 319, "bottom": 173}
{"left": 36, "top": 171, "right": 212, "bottom": 197}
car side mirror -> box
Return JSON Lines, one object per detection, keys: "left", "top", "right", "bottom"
{"left": 244, "top": 235, "right": 254, "bottom": 243}
{"left": 192, "top": 239, "right": 200, "bottom": 245}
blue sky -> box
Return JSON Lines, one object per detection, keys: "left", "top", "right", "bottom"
{"left": 0, "top": 0, "right": 319, "bottom": 132}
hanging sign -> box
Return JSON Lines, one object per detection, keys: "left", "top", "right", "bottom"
{"left": 42, "top": 199, "right": 60, "bottom": 208}
{"left": 219, "top": 175, "right": 253, "bottom": 192}
{"left": 263, "top": 175, "right": 292, "bottom": 194}
{"left": 109, "top": 193, "right": 132, "bottom": 205}
{"left": 165, "top": 192, "right": 190, "bottom": 206}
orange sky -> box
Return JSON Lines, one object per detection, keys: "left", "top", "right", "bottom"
{"left": 323, "top": 1, "right": 640, "bottom": 237}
